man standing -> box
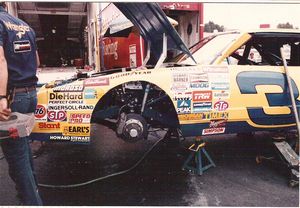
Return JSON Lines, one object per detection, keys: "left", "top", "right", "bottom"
{"left": 0, "top": 2, "right": 42, "bottom": 205}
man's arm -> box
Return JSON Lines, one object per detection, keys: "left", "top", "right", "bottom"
{"left": 0, "top": 46, "right": 11, "bottom": 120}
{"left": 36, "top": 50, "right": 40, "bottom": 67}
{"left": 0, "top": 46, "right": 7, "bottom": 95}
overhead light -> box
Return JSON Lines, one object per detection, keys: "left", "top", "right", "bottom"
{"left": 52, "top": 29, "right": 56, "bottom": 34}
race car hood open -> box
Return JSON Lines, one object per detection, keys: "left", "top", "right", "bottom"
{"left": 114, "top": 2, "right": 196, "bottom": 63}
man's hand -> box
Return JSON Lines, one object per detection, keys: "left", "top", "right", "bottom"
{"left": 0, "top": 98, "right": 11, "bottom": 121}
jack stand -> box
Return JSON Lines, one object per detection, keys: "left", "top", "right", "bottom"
{"left": 256, "top": 136, "right": 299, "bottom": 187}
{"left": 182, "top": 136, "right": 216, "bottom": 175}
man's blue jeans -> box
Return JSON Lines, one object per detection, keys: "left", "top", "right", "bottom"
{"left": 0, "top": 90, "right": 43, "bottom": 205}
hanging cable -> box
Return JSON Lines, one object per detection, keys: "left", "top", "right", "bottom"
{"left": 38, "top": 131, "right": 166, "bottom": 189}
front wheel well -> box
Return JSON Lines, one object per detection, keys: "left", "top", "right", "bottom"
{"left": 91, "top": 81, "right": 179, "bottom": 129}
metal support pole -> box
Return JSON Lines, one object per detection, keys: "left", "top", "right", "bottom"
{"left": 280, "top": 47, "right": 300, "bottom": 145}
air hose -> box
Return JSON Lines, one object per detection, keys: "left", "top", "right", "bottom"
{"left": 38, "top": 131, "right": 166, "bottom": 189}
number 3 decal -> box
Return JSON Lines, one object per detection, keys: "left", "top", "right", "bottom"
{"left": 237, "top": 71, "right": 300, "bottom": 126}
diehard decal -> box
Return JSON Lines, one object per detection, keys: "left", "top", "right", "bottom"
{"left": 49, "top": 92, "right": 83, "bottom": 100}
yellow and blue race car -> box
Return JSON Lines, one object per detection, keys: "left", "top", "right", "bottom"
{"left": 31, "top": 3, "right": 300, "bottom": 146}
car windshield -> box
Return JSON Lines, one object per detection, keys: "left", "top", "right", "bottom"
{"left": 180, "top": 33, "right": 240, "bottom": 65}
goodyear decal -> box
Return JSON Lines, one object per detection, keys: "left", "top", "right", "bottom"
{"left": 193, "top": 102, "right": 212, "bottom": 112}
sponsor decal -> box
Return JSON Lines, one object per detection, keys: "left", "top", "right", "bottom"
{"left": 35, "top": 104, "right": 47, "bottom": 120}
{"left": 171, "top": 83, "right": 189, "bottom": 92}
{"left": 49, "top": 136, "right": 90, "bottom": 143}
{"left": 173, "top": 73, "right": 189, "bottom": 83}
{"left": 193, "top": 102, "right": 212, "bottom": 112}
{"left": 203, "top": 66, "right": 229, "bottom": 73}
{"left": 202, "top": 127, "right": 226, "bottom": 135}
{"left": 190, "top": 82, "right": 210, "bottom": 89}
{"left": 84, "top": 89, "right": 97, "bottom": 99}
{"left": 69, "top": 113, "right": 91, "bottom": 124}
{"left": 53, "top": 85, "right": 84, "bottom": 92}
{"left": 211, "top": 82, "right": 230, "bottom": 90}
{"left": 84, "top": 77, "right": 109, "bottom": 87}
{"left": 174, "top": 92, "right": 192, "bottom": 101}
{"left": 179, "top": 113, "right": 229, "bottom": 121}
{"left": 49, "top": 92, "right": 83, "bottom": 100}
{"left": 213, "top": 91, "right": 230, "bottom": 99}
{"left": 177, "top": 100, "right": 191, "bottom": 114}
{"left": 48, "top": 100, "right": 84, "bottom": 105}
{"left": 47, "top": 105, "right": 94, "bottom": 111}
{"left": 189, "top": 73, "right": 208, "bottom": 83}
{"left": 63, "top": 126, "right": 90, "bottom": 136}
{"left": 193, "top": 91, "right": 212, "bottom": 102}
{"left": 202, "top": 112, "right": 229, "bottom": 120}
{"left": 47, "top": 111, "right": 67, "bottom": 122}
{"left": 178, "top": 113, "right": 203, "bottom": 121}
{"left": 13, "top": 40, "right": 31, "bottom": 53}
{"left": 110, "top": 71, "right": 152, "bottom": 80}
{"left": 214, "top": 101, "right": 229, "bottom": 111}
{"left": 38, "top": 122, "right": 60, "bottom": 130}
{"left": 209, "top": 119, "right": 227, "bottom": 128}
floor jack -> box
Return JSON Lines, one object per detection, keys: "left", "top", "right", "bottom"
{"left": 182, "top": 136, "right": 216, "bottom": 175}
{"left": 256, "top": 136, "right": 299, "bottom": 187}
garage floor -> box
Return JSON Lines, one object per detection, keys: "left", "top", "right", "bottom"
{"left": 0, "top": 128, "right": 299, "bottom": 206}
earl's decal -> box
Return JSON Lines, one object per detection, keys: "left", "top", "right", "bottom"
{"left": 63, "top": 126, "right": 90, "bottom": 136}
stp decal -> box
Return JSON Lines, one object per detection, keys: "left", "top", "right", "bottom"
{"left": 47, "top": 111, "right": 67, "bottom": 122}
{"left": 214, "top": 101, "right": 229, "bottom": 111}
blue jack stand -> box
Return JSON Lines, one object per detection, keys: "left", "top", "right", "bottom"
{"left": 182, "top": 136, "right": 216, "bottom": 175}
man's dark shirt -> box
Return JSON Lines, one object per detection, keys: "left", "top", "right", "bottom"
{"left": 0, "top": 6, "right": 38, "bottom": 88}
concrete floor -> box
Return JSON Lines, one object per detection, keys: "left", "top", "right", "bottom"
{"left": 0, "top": 126, "right": 299, "bottom": 206}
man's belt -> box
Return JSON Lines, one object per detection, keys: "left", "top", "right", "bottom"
{"left": 13, "top": 86, "right": 36, "bottom": 93}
